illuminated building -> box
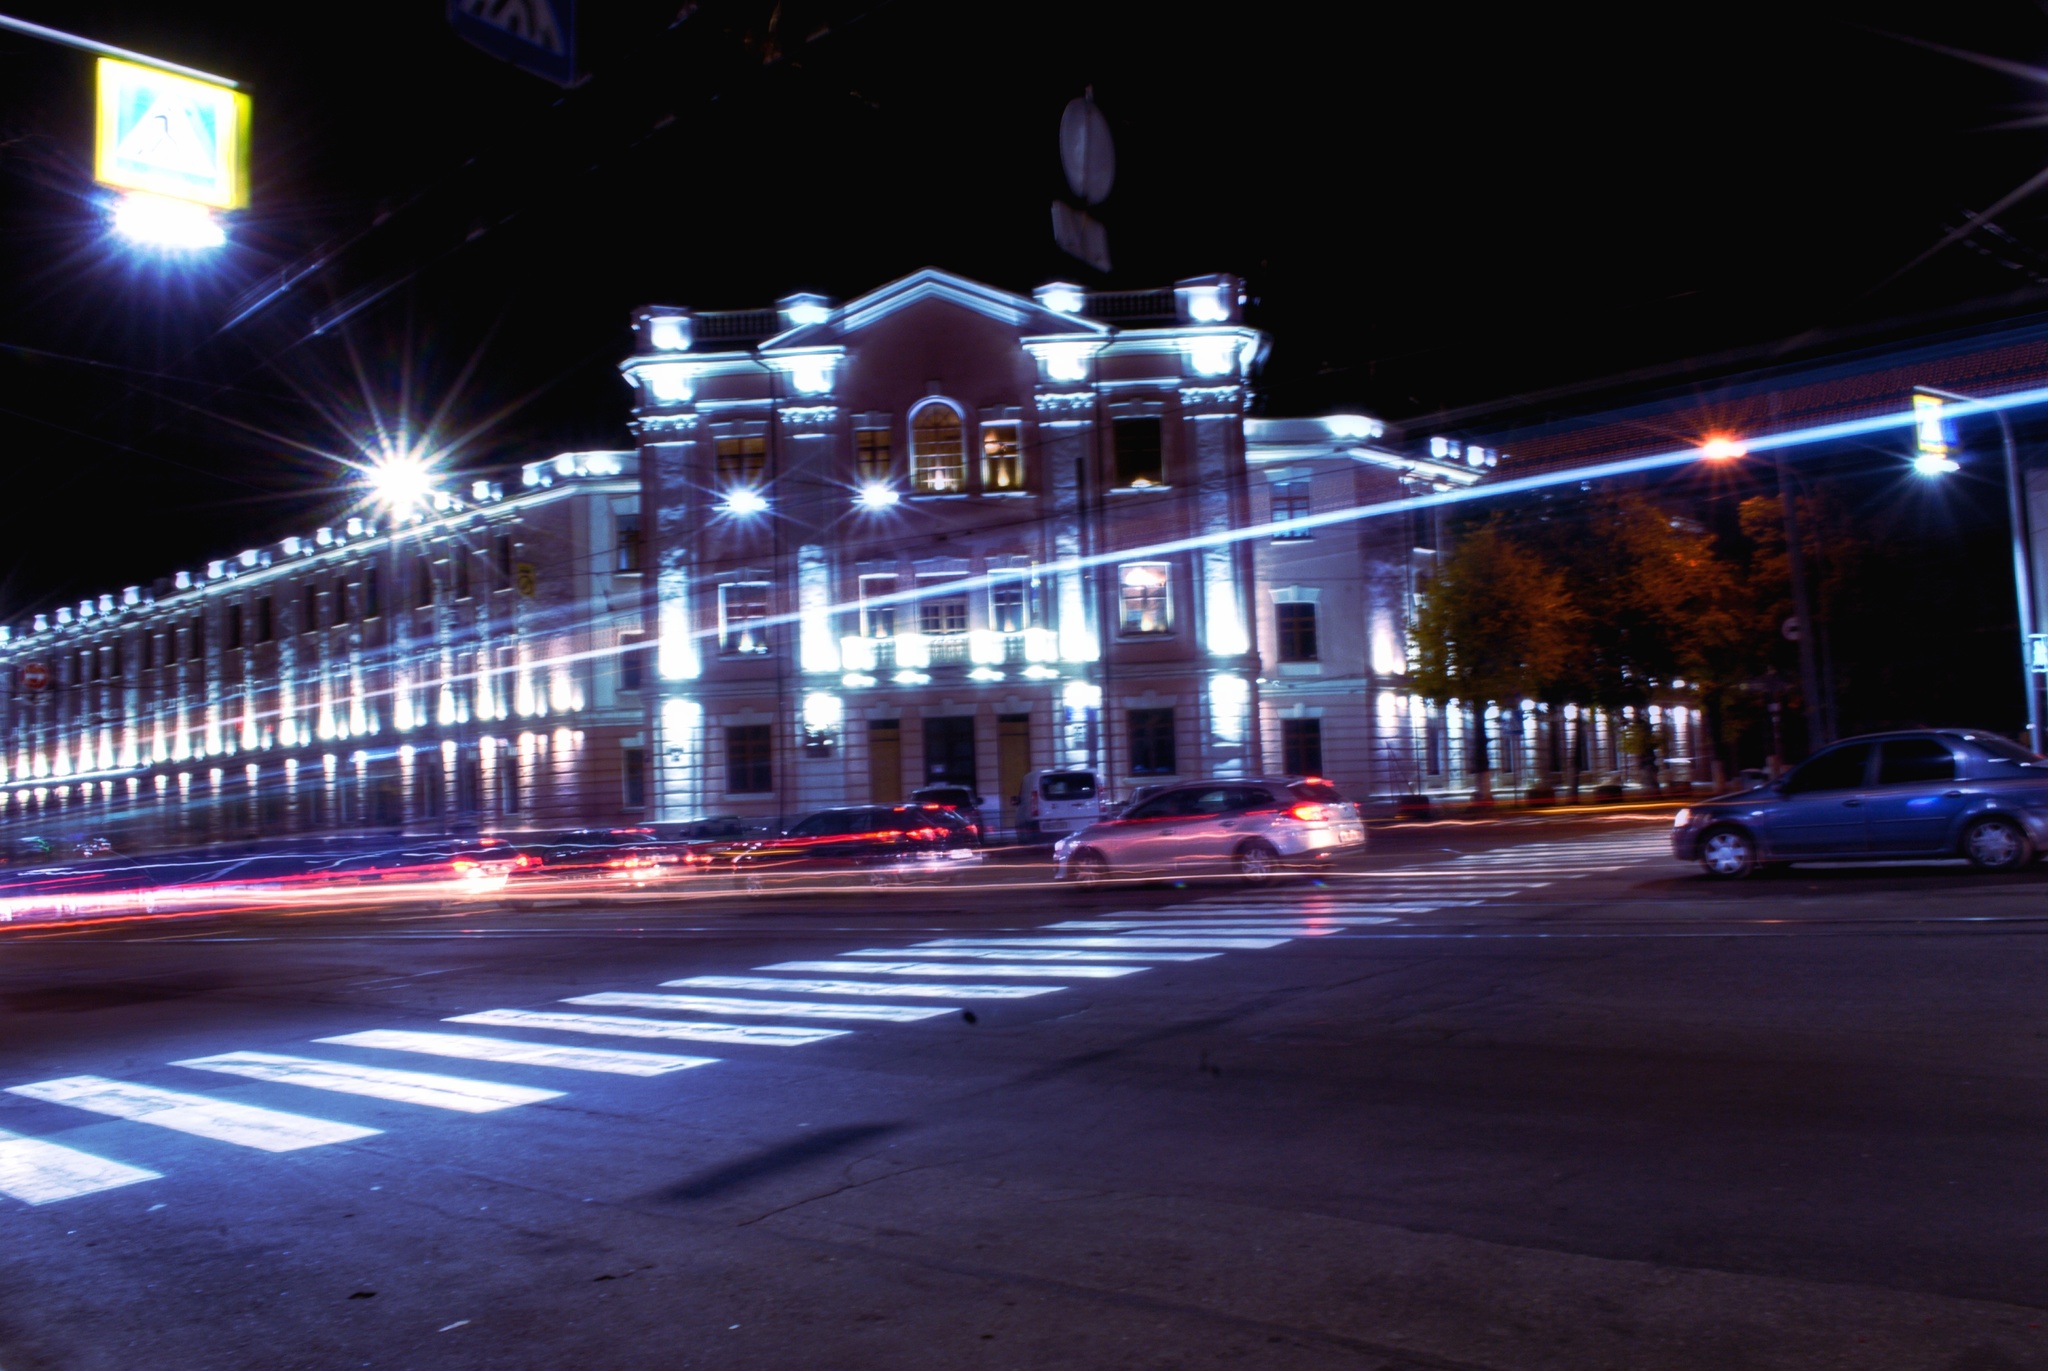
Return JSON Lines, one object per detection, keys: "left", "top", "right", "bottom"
{"left": 625, "top": 268, "right": 1613, "bottom": 823}
{"left": 0, "top": 453, "right": 648, "bottom": 842}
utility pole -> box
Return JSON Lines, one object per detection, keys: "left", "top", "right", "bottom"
{"left": 1776, "top": 453, "right": 1829, "bottom": 751}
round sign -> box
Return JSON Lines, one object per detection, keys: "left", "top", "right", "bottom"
{"left": 19, "top": 661, "right": 50, "bottom": 691}
{"left": 1059, "top": 94, "right": 1116, "bottom": 206}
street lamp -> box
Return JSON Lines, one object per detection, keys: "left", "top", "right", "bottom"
{"left": 1912, "top": 386, "right": 2042, "bottom": 754}
{"left": 364, "top": 451, "right": 436, "bottom": 516}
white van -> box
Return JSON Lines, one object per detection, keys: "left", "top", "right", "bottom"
{"left": 1016, "top": 769, "right": 1103, "bottom": 842}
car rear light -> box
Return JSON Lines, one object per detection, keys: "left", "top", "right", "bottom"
{"left": 451, "top": 859, "right": 479, "bottom": 874}
{"left": 907, "top": 827, "right": 943, "bottom": 842}
{"left": 1285, "top": 802, "right": 1330, "bottom": 823}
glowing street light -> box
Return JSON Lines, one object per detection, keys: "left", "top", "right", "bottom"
{"left": 1910, "top": 391, "right": 1960, "bottom": 477}
{"left": 1699, "top": 436, "right": 1747, "bottom": 461}
{"left": 364, "top": 451, "right": 436, "bottom": 515}
{"left": 722, "top": 489, "right": 769, "bottom": 516}
{"left": 854, "top": 483, "right": 899, "bottom": 510}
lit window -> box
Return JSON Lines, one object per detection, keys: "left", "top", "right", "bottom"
{"left": 1118, "top": 562, "right": 1172, "bottom": 634}
{"left": 1271, "top": 481, "right": 1312, "bottom": 538}
{"left": 911, "top": 405, "right": 965, "bottom": 493}
{"left": 981, "top": 422, "right": 1024, "bottom": 491}
{"left": 859, "top": 574, "right": 898, "bottom": 638}
{"left": 1112, "top": 417, "right": 1164, "bottom": 488}
{"left": 1276, "top": 602, "right": 1318, "bottom": 661}
{"left": 614, "top": 512, "right": 643, "bottom": 573}
{"left": 716, "top": 436, "right": 768, "bottom": 488}
{"left": 856, "top": 428, "right": 892, "bottom": 482}
{"left": 719, "top": 581, "right": 771, "bottom": 655}
{"left": 918, "top": 576, "right": 968, "bottom": 636}
{"left": 990, "top": 575, "right": 1031, "bottom": 633}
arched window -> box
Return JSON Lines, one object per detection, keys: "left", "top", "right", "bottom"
{"left": 910, "top": 403, "right": 965, "bottom": 493}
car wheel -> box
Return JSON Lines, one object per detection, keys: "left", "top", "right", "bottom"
{"left": 1963, "top": 816, "right": 2031, "bottom": 871}
{"left": 1066, "top": 850, "right": 1109, "bottom": 888}
{"left": 1235, "top": 839, "right": 1280, "bottom": 886}
{"left": 1699, "top": 826, "right": 1756, "bottom": 879}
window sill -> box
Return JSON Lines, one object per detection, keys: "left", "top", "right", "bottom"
{"left": 1109, "top": 484, "right": 1172, "bottom": 494}
{"left": 907, "top": 492, "right": 970, "bottom": 500}
{"left": 980, "top": 490, "right": 1036, "bottom": 498}
{"left": 1277, "top": 661, "right": 1322, "bottom": 675}
{"left": 1271, "top": 534, "right": 1313, "bottom": 543}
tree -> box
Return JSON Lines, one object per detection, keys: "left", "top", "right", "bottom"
{"left": 1409, "top": 520, "right": 1582, "bottom": 799}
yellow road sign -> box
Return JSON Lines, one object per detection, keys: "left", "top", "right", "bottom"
{"left": 95, "top": 57, "right": 249, "bottom": 210}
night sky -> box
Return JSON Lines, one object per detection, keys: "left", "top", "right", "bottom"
{"left": 4, "top": 1, "right": 2048, "bottom": 627}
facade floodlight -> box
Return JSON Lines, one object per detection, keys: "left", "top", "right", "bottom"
{"left": 365, "top": 452, "right": 435, "bottom": 513}
{"left": 723, "top": 489, "right": 769, "bottom": 516}
{"left": 855, "top": 484, "right": 899, "bottom": 510}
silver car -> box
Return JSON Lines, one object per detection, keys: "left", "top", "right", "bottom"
{"left": 1054, "top": 776, "right": 1366, "bottom": 885}
{"left": 1672, "top": 729, "right": 2048, "bottom": 878}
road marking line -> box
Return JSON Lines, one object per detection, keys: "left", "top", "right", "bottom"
{"left": 6, "top": 1076, "right": 379, "bottom": 1152}
{"left": 315, "top": 1030, "right": 715, "bottom": 1077}
{"left": 0, "top": 1129, "right": 160, "bottom": 1205}
{"left": 1064, "top": 917, "right": 1400, "bottom": 930}
{"left": 915, "top": 935, "right": 1292, "bottom": 950}
{"left": 447, "top": 1009, "right": 848, "bottom": 1047}
{"left": 578, "top": 992, "right": 954, "bottom": 1022}
{"left": 850, "top": 946, "right": 1219, "bottom": 962}
{"left": 667, "top": 975, "right": 1060, "bottom": 1000}
{"left": 174, "top": 1052, "right": 562, "bottom": 1114}
{"left": 759, "top": 960, "right": 1134, "bottom": 979}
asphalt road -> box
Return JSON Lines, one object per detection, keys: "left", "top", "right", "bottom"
{"left": 5, "top": 817, "right": 2048, "bottom": 1371}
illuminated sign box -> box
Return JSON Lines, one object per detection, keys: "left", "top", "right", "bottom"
{"left": 94, "top": 57, "right": 249, "bottom": 210}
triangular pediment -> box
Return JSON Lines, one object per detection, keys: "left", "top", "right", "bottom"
{"left": 759, "top": 268, "right": 1111, "bottom": 353}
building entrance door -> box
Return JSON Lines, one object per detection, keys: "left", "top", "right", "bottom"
{"left": 997, "top": 713, "right": 1030, "bottom": 832}
{"left": 923, "top": 716, "right": 977, "bottom": 787}
{"left": 868, "top": 720, "right": 902, "bottom": 801}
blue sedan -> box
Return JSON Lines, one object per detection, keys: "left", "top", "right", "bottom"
{"left": 1673, "top": 730, "right": 2048, "bottom": 878}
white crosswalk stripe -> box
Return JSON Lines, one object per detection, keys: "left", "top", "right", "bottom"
{"left": 174, "top": 1052, "right": 563, "bottom": 1113}
{"left": 0, "top": 1129, "right": 160, "bottom": 1205}
{"left": 667, "top": 975, "right": 1059, "bottom": 1000}
{"left": 759, "top": 960, "right": 1138, "bottom": 979}
{"left": 914, "top": 935, "right": 1294, "bottom": 950}
{"left": 7, "top": 1076, "right": 379, "bottom": 1152}
{"left": 447, "top": 1009, "right": 849, "bottom": 1046}
{"left": 841, "top": 946, "right": 1219, "bottom": 962}
{"left": 571, "top": 992, "right": 954, "bottom": 1022}
{"left": 317, "top": 1030, "right": 716, "bottom": 1076}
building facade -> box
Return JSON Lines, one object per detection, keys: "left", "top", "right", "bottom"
{"left": 0, "top": 453, "right": 647, "bottom": 848}
{"left": 621, "top": 267, "right": 1651, "bottom": 825}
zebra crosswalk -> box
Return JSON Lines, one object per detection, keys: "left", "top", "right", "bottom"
{"left": 0, "top": 828, "right": 1672, "bottom": 1207}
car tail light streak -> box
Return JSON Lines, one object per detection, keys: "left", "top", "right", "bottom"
{"left": 1285, "top": 802, "right": 1331, "bottom": 823}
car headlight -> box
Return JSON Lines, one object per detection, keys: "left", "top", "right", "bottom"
{"left": 1673, "top": 808, "right": 1692, "bottom": 828}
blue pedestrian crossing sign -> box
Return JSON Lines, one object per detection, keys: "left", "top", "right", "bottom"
{"left": 94, "top": 58, "right": 250, "bottom": 210}
{"left": 449, "top": 0, "right": 579, "bottom": 87}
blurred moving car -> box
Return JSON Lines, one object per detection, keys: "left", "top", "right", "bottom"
{"left": 1674, "top": 729, "right": 2048, "bottom": 878}
{"left": 907, "top": 785, "right": 986, "bottom": 843}
{"left": 1054, "top": 776, "right": 1367, "bottom": 884}
{"left": 1015, "top": 768, "right": 1102, "bottom": 843}
{"left": 714, "top": 804, "right": 982, "bottom": 888}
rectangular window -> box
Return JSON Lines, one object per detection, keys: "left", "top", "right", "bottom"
{"left": 333, "top": 578, "right": 351, "bottom": 624}
{"left": 454, "top": 551, "right": 472, "bottom": 600}
{"left": 622, "top": 746, "right": 648, "bottom": 808}
{"left": 255, "top": 597, "right": 273, "bottom": 643}
{"left": 495, "top": 533, "right": 515, "bottom": 589}
{"left": 1271, "top": 481, "right": 1312, "bottom": 538}
{"left": 1276, "top": 602, "right": 1318, "bottom": 661}
{"left": 191, "top": 615, "right": 205, "bottom": 656}
{"left": 614, "top": 513, "right": 643, "bottom": 573}
{"left": 981, "top": 422, "right": 1024, "bottom": 491}
{"left": 855, "top": 429, "right": 892, "bottom": 482}
{"left": 225, "top": 604, "right": 244, "bottom": 650}
{"left": 859, "top": 574, "right": 897, "bottom": 638}
{"left": 365, "top": 566, "right": 381, "bottom": 618}
{"left": 1112, "top": 416, "right": 1164, "bottom": 488}
{"left": 716, "top": 435, "right": 768, "bottom": 487}
{"left": 911, "top": 407, "right": 965, "bottom": 493}
{"left": 726, "top": 724, "right": 772, "bottom": 794}
{"left": 1118, "top": 562, "right": 1172, "bottom": 634}
{"left": 989, "top": 575, "right": 1030, "bottom": 633}
{"left": 140, "top": 633, "right": 154, "bottom": 671}
{"left": 107, "top": 645, "right": 121, "bottom": 679}
{"left": 1282, "top": 718, "right": 1324, "bottom": 777}
{"left": 618, "top": 630, "right": 646, "bottom": 691}
{"left": 414, "top": 556, "right": 435, "bottom": 609}
{"left": 917, "top": 577, "right": 968, "bottom": 636}
{"left": 303, "top": 583, "right": 320, "bottom": 633}
{"left": 1129, "top": 707, "right": 1177, "bottom": 776}
{"left": 719, "top": 581, "right": 771, "bottom": 655}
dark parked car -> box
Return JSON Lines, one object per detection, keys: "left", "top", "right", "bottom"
{"left": 1673, "top": 729, "right": 2048, "bottom": 877}
{"left": 907, "top": 785, "right": 985, "bottom": 843}
{"left": 713, "top": 804, "right": 982, "bottom": 889}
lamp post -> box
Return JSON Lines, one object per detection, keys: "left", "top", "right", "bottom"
{"left": 1912, "top": 386, "right": 2042, "bottom": 754}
